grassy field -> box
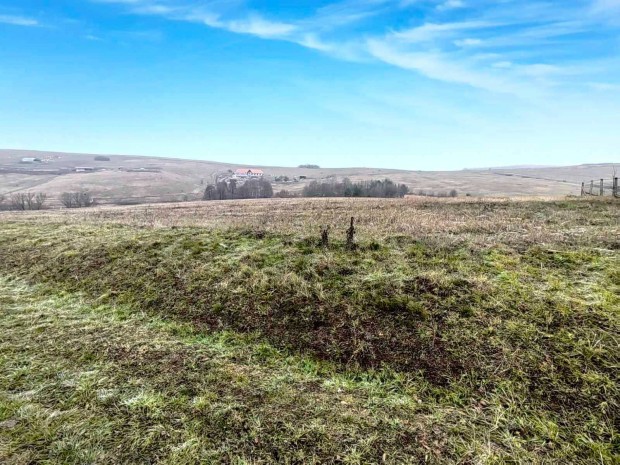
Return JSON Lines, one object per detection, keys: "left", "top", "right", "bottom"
{"left": 0, "top": 197, "right": 618, "bottom": 463}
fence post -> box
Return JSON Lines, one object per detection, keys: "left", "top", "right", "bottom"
{"left": 581, "top": 182, "right": 585, "bottom": 196}
{"left": 320, "top": 226, "right": 329, "bottom": 247}
{"left": 614, "top": 177, "right": 619, "bottom": 198}
{"left": 346, "top": 217, "right": 356, "bottom": 250}
{"left": 590, "top": 180, "right": 594, "bottom": 195}
{"left": 600, "top": 179, "right": 604, "bottom": 196}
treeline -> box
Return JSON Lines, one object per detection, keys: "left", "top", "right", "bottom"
{"left": 203, "top": 179, "right": 274, "bottom": 200}
{"left": 0, "top": 192, "right": 47, "bottom": 211}
{"left": 415, "top": 189, "right": 458, "bottom": 198}
{"left": 302, "top": 178, "right": 409, "bottom": 198}
{"left": 0, "top": 191, "right": 97, "bottom": 211}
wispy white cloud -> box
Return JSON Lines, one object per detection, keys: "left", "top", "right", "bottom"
{"left": 0, "top": 14, "right": 39, "bottom": 27}
{"left": 226, "top": 15, "right": 296, "bottom": 38}
{"left": 367, "top": 38, "right": 526, "bottom": 95}
{"left": 296, "top": 34, "right": 366, "bottom": 61}
{"left": 492, "top": 61, "right": 513, "bottom": 69}
{"left": 592, "top": 0, "right": 620, "bottom": 12}
{"left": 453, "top": 38, "right": 482, "bottom": 47}
{"left": 310, "top": 0, "right": 395, "bottom": 29}
{"left": 393, "top": 21, "right": 497, "bottom": 43}
{"left": 134, "top": 4, "right": 176, "bottom": 15}
{"left": 85, "top": 0, "right": 620, "bottom": 99}
{"left": 94, "top": 0, "right": 296, "bottom": 39}
{"left": 436, "top": 0, "right": 466, "bottom": 12}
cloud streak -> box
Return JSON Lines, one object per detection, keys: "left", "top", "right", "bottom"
{"left": 0, "top": 14, "right": 39, "bottom": 27}
{"left": 86, "top": 0, "right": 620, "bottom": 97}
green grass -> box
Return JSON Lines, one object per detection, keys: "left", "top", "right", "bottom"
{"left": 0, "top": 199, "right": 618, "bottom": 463}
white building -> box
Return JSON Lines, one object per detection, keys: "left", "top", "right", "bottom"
{"left": 234, "top": 169, "right": 264, "bottom": 179}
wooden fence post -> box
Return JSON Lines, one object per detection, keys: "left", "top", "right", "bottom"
{"left": 600, "top": 179, "right": 604, "bottom": 196}
{"left": 320, "top": 226, "right": 329, "bottom": 247}
{"left": 590, "top": 180, "right": 594, "bottom": 195}
{"left": 614, "top": 177, "right": 619, "bottom": 198}
{"left": 346, "top": 217, "right": 355, "bottom": 249}
{"left": 581, "top": 182, "right": 585, "bottom": 196}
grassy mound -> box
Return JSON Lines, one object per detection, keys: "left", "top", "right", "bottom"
{"left": 0, "top": 199, "right": 618, "bottom": 463}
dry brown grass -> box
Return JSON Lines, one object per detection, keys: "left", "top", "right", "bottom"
{"left": 2, "top": 196, "right": 617, "bottom": 248}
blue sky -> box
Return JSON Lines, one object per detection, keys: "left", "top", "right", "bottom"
{"left": 0, "top": 0, "right": 619, "bottom": 169}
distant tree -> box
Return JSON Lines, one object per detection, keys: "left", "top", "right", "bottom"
{"left": 203, "top": 184, "right": 217, "bottom": 201}
{"left": 216, "top": 181, "right": 228, "bottom": 200}
{"left": 94, "top": 156, "right": 111, "bottom": 161}
{"left": 10, "top": 193, "right": 27, "bottom": 211}
{"left": 79, "top": 191, "right": 95, "bottom": 207}
{"left": 204, "top": 179, "right": 274, "bottom": 201}
{"left": 275, "top": 189, "right": 297, "bottom": 198}
{"left": 302, "top": 178, "right": 408, "bottom": 198}
{"left": 415, "top": 189, "right": 459, "bottom": 198}
{"left": 7, "top": 192, "right": 46, "bottom": 210}
{"left": 259, "top": 178, "right": 273, "bottom": 198}
{"left": 298, "top": 164, "right": 320, "bottom": 169}
{"left": 237, "top": 179, "right": 260, "bottom": 198}
{"left": 30, "top": 193, "right": 47, "bottom": 210}
{"left": 60, "top": 192, "right": 74, "bottom": 208}
{"left": 24, "top": 192, "right": 36, "bottom": 210}
{"left": 60, "top": 191, "right": 95, "bottom": 208}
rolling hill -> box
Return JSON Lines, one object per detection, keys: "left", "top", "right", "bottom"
{"left": 0, "top": 149, "right": 616, "bottom": 205}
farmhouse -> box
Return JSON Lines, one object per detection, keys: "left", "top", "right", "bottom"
{"left": 234, "top": 168, "right": 264, "bottom": 179}
{"left": 20, "top": 157, "right": 42, "bottom": 164}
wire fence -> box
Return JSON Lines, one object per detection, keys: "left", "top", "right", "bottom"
{"left": 581, "top": 177, "right": 619, "bottom": 198}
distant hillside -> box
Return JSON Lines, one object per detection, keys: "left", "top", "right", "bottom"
{"left": 0, "top": 149, "right": 616, "bottom": 205}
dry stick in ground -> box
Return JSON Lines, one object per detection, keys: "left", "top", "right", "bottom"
{"left": 321, "top": 226, "right": 330, "bottom": 248}
{"left": 346, "top": 217, "right": 356, "bottom": 249}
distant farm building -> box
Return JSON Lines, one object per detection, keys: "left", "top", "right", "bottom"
{"left": 75, "top": 166, "right": 95, "bottom": 173}
{"left": 127, "top": 167, "right": 161, "bottom": 173}
{"left": 20, "top": 157, "right": 42, "bottom": 164}
{"left": 234, "top": 169, "right": 264, "bottom": 179}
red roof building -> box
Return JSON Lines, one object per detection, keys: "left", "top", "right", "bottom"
{"left": 234, "top": 169, "right": 264, "bottom": 178}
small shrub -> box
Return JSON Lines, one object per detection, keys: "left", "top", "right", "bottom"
{"left": 275, "top": 190, "right": 297, "bottom": 198}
